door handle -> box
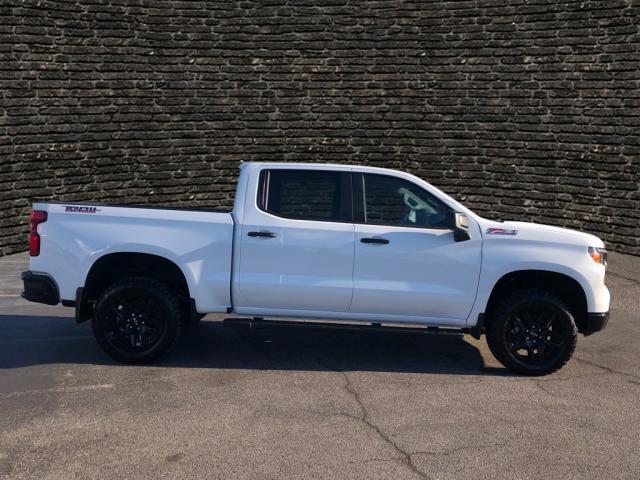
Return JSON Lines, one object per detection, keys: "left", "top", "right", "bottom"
{"left": 360, "top": 237, "right": 389, "bottom": 245}
{"left": 248, "top": 230, "right": 277, "bottom": 238}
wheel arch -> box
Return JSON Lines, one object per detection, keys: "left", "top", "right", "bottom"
{"left": 483, "top": 269, "right": 589, "bottom": 334}
{"left": 77, "top": 252, "right": 192, "bottom": 322}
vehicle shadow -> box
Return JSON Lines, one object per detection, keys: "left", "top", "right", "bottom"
{"left": 0, "top": 315, "right": 510, "bottom": 376}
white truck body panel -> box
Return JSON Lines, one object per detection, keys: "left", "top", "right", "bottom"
{"left": 29, "top": 203, "right": 234, "bottom": 313}
{"left": 233, "top": 161, "right": 354, "bottom": 313}
{"left": 28, "top": 161, "right": 610, "bottom": 332}
{"left": 470, "top": 217, "right": 609, "bottom": 319}
{"left": 350, "top": 223, "right": 481, "bottom": 325}
{"left": 231, "top": 163, "right": 484, "bottom": 327}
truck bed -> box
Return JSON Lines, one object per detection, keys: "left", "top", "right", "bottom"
{"left": 30, "top": 201, "right": 235, "bottom": 313}
{"left": 32, "top": 200, "right": 232, "bottom": 214}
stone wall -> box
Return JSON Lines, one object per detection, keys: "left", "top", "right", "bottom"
{"left": 1, "top": 0, "right": 639, "bottom": 255}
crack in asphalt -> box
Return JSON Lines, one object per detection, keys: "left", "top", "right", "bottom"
{"left": 336, "top": 370, "right": 432, "bottom": 480}
{"left": 534, "top": 380, "right": 557, "bottom": 397}
{"left": 315, "top": 354, "right": 432, "bottom": 480}
{"left": 574, "top": 356, "right": 640, "bottom": 382}
{"left": 607, "top": 271, "right": 640, "bottom": 286}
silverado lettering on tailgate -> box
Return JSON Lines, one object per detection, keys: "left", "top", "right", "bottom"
{"left": 65, "top": 206, "right": 100, "bottom": 214}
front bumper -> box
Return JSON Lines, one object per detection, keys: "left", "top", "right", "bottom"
{"left": 582, "top": 311, "right": 610, "bottom": 336}
{"left": 21, "top": 271, "right": 59, "bottom": 305}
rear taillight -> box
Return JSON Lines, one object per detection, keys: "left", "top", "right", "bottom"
{"left": 29, "top": 210, "right": 47, "bottom": 257}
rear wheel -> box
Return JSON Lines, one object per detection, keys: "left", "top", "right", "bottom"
{"left": 92, "top": 277, "right": 182, "bottom": 363}
{"left": 486, "top": 289, "right": 577, "bottom": 376}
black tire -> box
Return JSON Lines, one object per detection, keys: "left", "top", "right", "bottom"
{"left": 92, "top": 276, "right": 182, "bottom": 364}
{"left": 486, "top": 289, "right": 577, "bottom": 376}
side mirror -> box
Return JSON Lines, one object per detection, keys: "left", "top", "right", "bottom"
{"left": 448, "top": 211, "right": 470, "bottom": 242}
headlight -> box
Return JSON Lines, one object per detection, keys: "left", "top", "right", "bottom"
{"left": 588, "top": 246, "right": 608, "bottom": 267}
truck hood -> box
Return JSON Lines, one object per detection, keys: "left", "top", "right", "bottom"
{"left": 478, "top": 219, "right": 605, "bottom": 248}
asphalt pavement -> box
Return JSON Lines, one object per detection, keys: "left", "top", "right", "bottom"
{"left": 1, "top": 251, "right": 639, "bottom": 479}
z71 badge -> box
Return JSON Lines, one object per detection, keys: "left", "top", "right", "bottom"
{"left": 486, "top": 227, "right": 518, "bottom": 235}
{"left": 65, "top": 205, "right": 100, "bottom": 214}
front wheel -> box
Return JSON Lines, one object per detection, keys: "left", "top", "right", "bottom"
{"left": 92, "top": 277, "right": 182, "bottom": 364}
{"left": 486, "top": 289, "right": 577, "bottom": 376}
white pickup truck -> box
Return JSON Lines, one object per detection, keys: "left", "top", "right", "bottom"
{"left": 22, "top": 162, "right": 610, "bottom": 375}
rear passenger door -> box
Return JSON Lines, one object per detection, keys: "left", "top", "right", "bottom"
{"left": 234, "top": 168, "right": 355, "bottom": 314}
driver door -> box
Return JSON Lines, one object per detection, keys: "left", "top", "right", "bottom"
{"left": 350, "top": 172, "right": 482, "bottom": 325}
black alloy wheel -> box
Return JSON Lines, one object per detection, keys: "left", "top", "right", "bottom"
{"left": 92, "top": 277, "right": 182, "bottom": 363}
{"left": 505, "top": 302, "right": 566, "bottom": 367}
{"left": 486, "top": 289, "right": 577, "bottom": 376}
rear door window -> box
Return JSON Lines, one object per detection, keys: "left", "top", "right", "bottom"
{"left": 259, "top": 169, "right": 351, "bottom": 222}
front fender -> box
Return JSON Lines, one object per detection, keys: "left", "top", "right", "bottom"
{"left": 466, "top": 243, "right": 608, "bottom": 327}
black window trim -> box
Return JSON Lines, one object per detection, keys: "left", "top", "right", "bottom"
{"left": 353, "top": 172, "right": 453, "bottom": 231}
{"left": 257, "top": 168, "right": 354, "bottom": 224}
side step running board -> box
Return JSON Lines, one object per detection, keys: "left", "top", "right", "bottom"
{"left": 223, "top": 317, "right": 470, "bottom": 336}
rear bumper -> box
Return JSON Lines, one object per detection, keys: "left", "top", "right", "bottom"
{"left": 21, "top": 271, "right": 59, "bottom": 305}
{"left": 582, "top": 311, "right": 610, "bottom": 336}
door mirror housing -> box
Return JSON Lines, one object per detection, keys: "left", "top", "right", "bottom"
{"left": 448, "top": 211, "right": 471, "bottom": 242}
